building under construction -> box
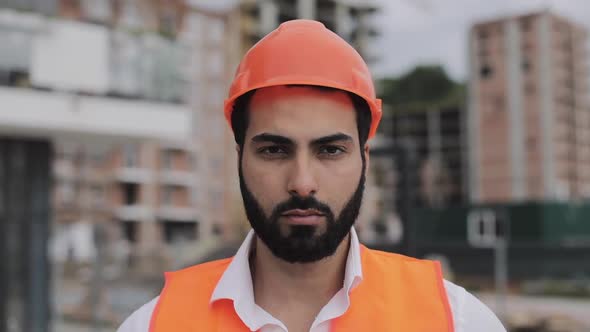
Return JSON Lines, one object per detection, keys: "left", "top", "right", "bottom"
{"left": 369, "top": 11, "right": 590, "bottom": 282}
{"left": 236, "top": 0, "right": 379, "bottom": 62}
{"left": 468, "top": 11, "right": 590, "bottom": 203}
{"left": 0, "top": 0, "right": 236, "bottom": 330}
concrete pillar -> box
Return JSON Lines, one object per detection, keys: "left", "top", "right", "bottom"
{"left": 538, "top": 12, "right": 557, "bottom": 199}
{"left": 505, "top": 19, "right": 527, "bottom": 200}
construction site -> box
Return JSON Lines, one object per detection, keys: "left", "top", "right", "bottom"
{"left": 1, "top": 1, "right": 590, "bottom": 331}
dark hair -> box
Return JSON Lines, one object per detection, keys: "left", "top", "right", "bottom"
{"left": 231, "top": 86, "right": 372, "bottom": 151}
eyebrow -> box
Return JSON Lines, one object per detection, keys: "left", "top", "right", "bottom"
{"left": 310, "top": 133, "right": 353, "bottom": 146}
{"left": 251, "top": 132, "right": 353, "bottom": 146}
{"left": 251, "top": 133, "right": 294, "bottom": 145}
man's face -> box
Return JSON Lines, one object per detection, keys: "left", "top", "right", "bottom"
{"left": 238, "top": 86, "right": 367, "bottom": 263}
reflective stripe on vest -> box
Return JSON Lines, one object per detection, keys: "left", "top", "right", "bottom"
{"left": 149, "top": 245, "right": 454, "bottom": 331}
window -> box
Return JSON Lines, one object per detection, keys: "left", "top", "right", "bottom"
{"left": 478, "top": 28, "right": 489, "bottom": 40}
{"left": 522, "top": 59, "right": 531, "bottom": 73}
{"left": 122, "top": 183, "right": 139, "bottom": 205}
{"left": 520, "top": 18, "right": 532, "bottom": 32}
{"left": 123, "top": 144, "right": 139, "bottom": 167}
{"left": 163, "top": 221, "right": 198, "bottom": 243}
{"left": 122, "top": 221, "right": 138, "bottom": 243}
{"left": 0, "top": 27, "right": 33, "bottom": 75}
{"left": 161, "top": 186, "right": 174, "bottom": 205}
{"left": 111, "top": 31, "right": 141, "bottom": 96}
{"left": 526, "top": 136, "right": 536, "bottom": 147}
{"left": 159, "top": 8, "right": 177, "bottom": 37}
{"left": 212, "top": 223, "right": 223, "bottom": 236}
{"left": 139, "top": 36, "right": 186, "bottom": 103}
{"left": 161, "top": 150, "right": 174, "bottom": 170}
{"left": 480, "top": 64, "right": 493, "bottom": 79}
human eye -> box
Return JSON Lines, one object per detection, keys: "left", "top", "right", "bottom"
{"left": 257, "top": 145, "right": 290, "bottom": 158}
{"left": 318, "top": 145, "right": 346, "bottom": 158}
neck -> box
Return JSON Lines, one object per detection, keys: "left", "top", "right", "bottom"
{"left": 251, "top": 233, "right": 351, "bottom": 310}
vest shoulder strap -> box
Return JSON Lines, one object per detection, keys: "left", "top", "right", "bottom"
{"left": 331, "top": 246, "right": 454, "bottom": 331}
{"left": 149, "top": 258, "right": 250, "bottom": 331}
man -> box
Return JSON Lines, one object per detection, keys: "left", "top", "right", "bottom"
{"left": 118, "top": 19, "right": 506, "bottom": 331}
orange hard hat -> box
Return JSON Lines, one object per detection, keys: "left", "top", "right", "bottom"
{"left": 224, "top": 19, "right": 382, "bottom": 139}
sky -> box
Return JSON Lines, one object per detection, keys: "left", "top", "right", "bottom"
{"left": 371, "top": 0, "right": 590, "bottom": 81}
{"left": 191, "top": 0, "right": 590, "bottom": 83}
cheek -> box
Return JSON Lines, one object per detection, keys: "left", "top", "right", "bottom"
{"left": 317, "top": 158, "right": 363, "bottom": 212}
{"left": 242, "top": 155, "right": 286, "bottom": 208}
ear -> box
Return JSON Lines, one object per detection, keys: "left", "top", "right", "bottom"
{"left": 363, "top": 144, "right": 370, "bottom": 170}
{"left": 236, "top": 144, "right": 241, "bottom": 168}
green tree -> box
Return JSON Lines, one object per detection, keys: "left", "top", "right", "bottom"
{"left": 378, "top": 66, "right": 465, "bottom": 111}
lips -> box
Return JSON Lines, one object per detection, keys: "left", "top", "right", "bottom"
{"left": 282, "top": 209, "right": 325, "bottom": 225}
{"left": 283, "top": 209, "right": 325, "bottom": 217}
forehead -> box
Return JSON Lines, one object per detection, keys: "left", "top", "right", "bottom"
{"left": 247, "top": 86, "right": 357, "bottom": 141}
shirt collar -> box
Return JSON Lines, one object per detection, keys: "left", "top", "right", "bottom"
{"left": 344, "top": 227, "right": 363, "bottom": 291}
{"left": 210, "top": 227, "right": 363, "bottom": 329}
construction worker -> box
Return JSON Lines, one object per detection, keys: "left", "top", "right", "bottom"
{"left": 118, "top": 19, "right": 506, "bottom": 332}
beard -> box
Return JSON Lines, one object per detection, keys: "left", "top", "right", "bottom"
{"left": 238, "top": 157, "right": 365, "bottom": 263}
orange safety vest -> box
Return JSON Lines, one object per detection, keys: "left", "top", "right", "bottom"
{"left": 150, "top": 245, "right": 454, "bottom": 331}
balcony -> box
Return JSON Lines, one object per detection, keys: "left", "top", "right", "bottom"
{"left": 115, "top": 167, "right": 153, "bottom": 183}
{"left": 157, "top": 206, "right": 198, "bottom": 222}
{"left": 0, "top": 11, "right": 191, "bottom": 143}
{"left": 115, "top": 205, "right": 153, "bottom": 221}
{"left": 159, "top": 170, "right": 196, "bottom": 187}
{"left": 0, "top": 87, "right": 190, "bottom": 143}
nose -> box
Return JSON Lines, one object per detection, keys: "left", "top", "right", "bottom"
{"left": 286, "top": 155, "right": 318, "bottom": 198}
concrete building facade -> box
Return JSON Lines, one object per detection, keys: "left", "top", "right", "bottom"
{"left": 468, "top": 11, "right": 590, "bottom": 203}
{"left": 237, "top": 0, "right": 378, "bottom": 63}
{"left": 0, "top": 0, "right": 237, "bottom": 272}
{"left": 1, "top": 0, "right": 381, "bottom": 270}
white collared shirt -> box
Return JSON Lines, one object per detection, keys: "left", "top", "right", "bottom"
{"left": 118, "top": 228, "right": 506, "bottom": 332}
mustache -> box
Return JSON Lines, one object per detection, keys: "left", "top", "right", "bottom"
{"left": 270, "top": 195, "right": 334, "bottom": 221}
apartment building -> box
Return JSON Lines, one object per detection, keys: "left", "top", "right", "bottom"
{"left": 0, "top": 0, "right": 197, "bottom": 327}
{"left": 468, "top": 11, "right": 590, "bottom": 203}
{"left": 0, "top": 0, "right": 237, "bottom": 270}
